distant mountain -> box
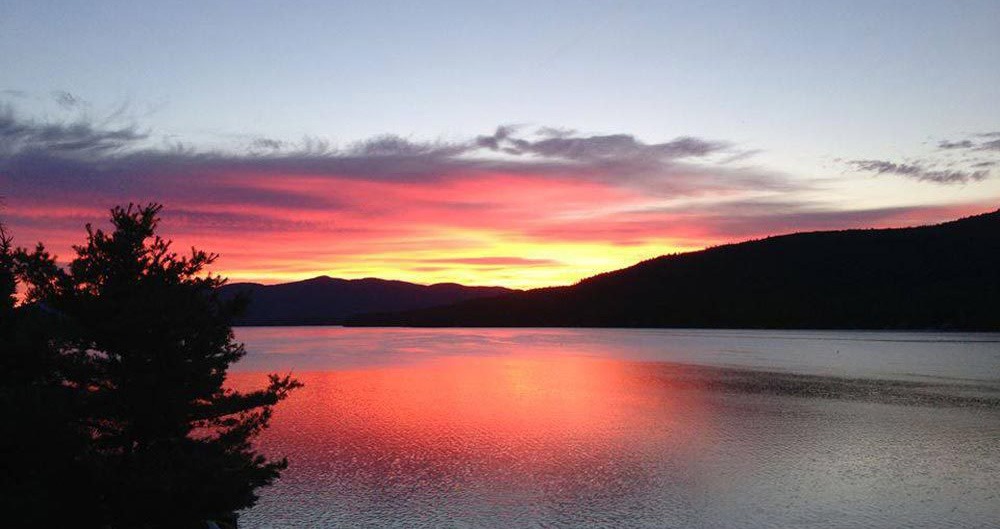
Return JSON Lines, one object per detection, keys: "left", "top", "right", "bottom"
{"left": 218, "top": 276, "right": 514, "bottom": 326}
{"left": 347, "top": 209, "right": 1000, "bottom": 330}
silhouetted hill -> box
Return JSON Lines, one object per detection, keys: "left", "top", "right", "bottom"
{"left": 347, "top": 209, "right": 1000, "bottom": 330}
{"left": 218, "top": 276, "right": 513, "bottom": 326}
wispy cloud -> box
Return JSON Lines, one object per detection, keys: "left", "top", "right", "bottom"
{"left": 0, "top": 102, "right": 789, "bottom": 207}
{"left": 936, "top": 132, "right": 1000, "bottom": 153}
{"left": 0, "top": 108, "right": 750, "bottom": 194}
{"left": 0, "top": 105, "right": 146, "bottom": 154}
{"left": 845, "top": 132, "right": 999, "bottom": 184}
{"left": 51, "top": 91, "right": 86, "bottom": 110}
{"left": 475, "top": 125, "right": 728, "bottom": 161}
{"left": 848, "top": 159, "right": 989, "bottom": 184}
{"left": 978, "top": 139, "right": 1000, "bottom": 152}
{"left": 938, "top": 139, "right": 974, "bottom": 150}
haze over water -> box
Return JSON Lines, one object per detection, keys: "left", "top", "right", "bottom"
{"left": 228, "top": 328, "right": 1000, "bottom": 528}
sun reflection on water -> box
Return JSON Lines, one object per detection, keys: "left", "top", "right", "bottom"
{"left": 230, "top": 355, "right": 713, "bottom": 520}
{"left": 228, "top": 330, "right": 1000, "bottom": 528}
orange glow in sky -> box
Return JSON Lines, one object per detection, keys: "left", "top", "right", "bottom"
{"left": 2, "top": 168, "right": 991, "bottom": 289}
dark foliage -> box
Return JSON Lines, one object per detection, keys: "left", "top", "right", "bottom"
{"left": 0, "top": 223, "right": 12, "bottom": 312}
{"left": 219, "top": 276, "right": 512, "bottom": 326}
{"left": 2, "top": 222, "right": 99, "bottom": 527}
{"left": 0, "top": 205, "right": 300, "bottom": 529}
{"left": 349, "top": 209, "right": 1000, "bottom": 330}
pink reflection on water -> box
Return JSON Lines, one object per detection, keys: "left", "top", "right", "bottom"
{"left": 229, "top": 329, "right": 1000, "bottom": 528}
{"left": 229, "top": 355, "right": 712, "bottom": 510}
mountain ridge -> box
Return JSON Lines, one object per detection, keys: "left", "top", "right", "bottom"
{"left": 346, "top": 209, "right": 1000, "bottom": 330}
{"left": 218, "top": 276, "right": 515, "bottom": 326}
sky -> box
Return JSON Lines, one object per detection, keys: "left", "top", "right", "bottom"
{"left": 1, "top": 1, "right": 999, "bottom": 288}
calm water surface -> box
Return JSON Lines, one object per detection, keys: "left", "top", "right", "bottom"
{"left": 230, "top": 328, "right": 1000, "bottom": 528}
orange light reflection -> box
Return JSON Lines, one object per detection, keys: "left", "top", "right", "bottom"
{"left": 229, "top": 355, "right": 713, "bottom": 497}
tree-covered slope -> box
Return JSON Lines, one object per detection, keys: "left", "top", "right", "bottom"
{"left": 348, "top": 209, "right": 1000, "bottom": 330}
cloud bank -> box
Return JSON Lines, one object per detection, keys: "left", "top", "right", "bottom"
{"left": 0, "top": 100, "right": 994, "bottom": 287}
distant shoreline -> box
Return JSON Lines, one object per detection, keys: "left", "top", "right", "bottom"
{"left": 233, "top": 323, "right": 1000, "bottom": 336}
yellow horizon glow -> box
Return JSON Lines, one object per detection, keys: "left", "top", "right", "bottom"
{"left": 215, "top": 235, "right": 703, "bottom": 289}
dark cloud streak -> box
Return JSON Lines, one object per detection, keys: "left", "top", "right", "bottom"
{"left": 475, "top": 125, "right": 728, "bottom": 162}
{"left": 0, "top": 104, "right": 786, "bottom": 213}
{"left": 52, "top": 91, "right": 86, "bottom": 109}
{"left": 938, "top": 139, "right": 973, "bottom": 150}
{"left": 935, "top": 133, "right": 1000, "bottom": 153}
{"left": 849, "top": 159, "right": 989, "bottom": 184}
{"left": 978, "top": 139, "right": 1000, "bottom": 152}
{"left": 0, "top": 104, "right": 147, "bottom": 155}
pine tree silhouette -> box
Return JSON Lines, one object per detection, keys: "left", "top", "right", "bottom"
{"left": 2, "top": 204, "right": 300, "bottom": 528}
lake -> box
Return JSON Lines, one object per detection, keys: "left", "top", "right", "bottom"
{"left": 229, "top": 328, "right": 1000, "bottom": 528}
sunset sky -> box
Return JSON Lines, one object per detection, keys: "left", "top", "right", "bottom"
{"left": 2, "top": 1, "right": 999, "bottom": 288}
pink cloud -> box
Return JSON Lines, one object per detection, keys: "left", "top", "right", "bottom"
{"left": 2, "top": 105, "right": 996, "bottom": 287}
